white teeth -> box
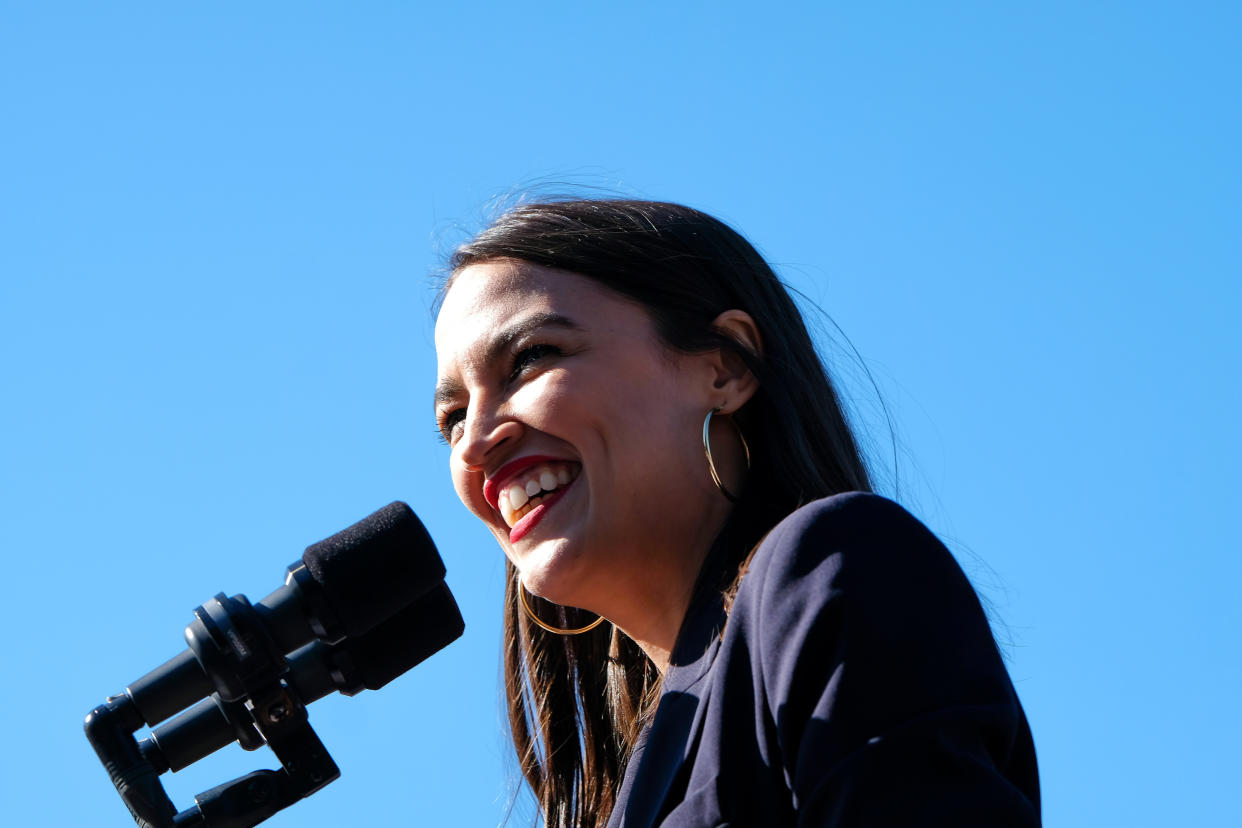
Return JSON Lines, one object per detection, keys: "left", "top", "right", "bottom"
{"left": 496, "top": 462, "right": 580, "bottom": 529}
{"left": 509, "top": 485, "right": 529, "bottom": 510}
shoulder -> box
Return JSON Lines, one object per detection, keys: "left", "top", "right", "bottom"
{"left": 703, "top": 494, "right": 1040, "bottom": 824}
{"left": 729, "top": 492, "right": 1007, "bottom": 718}
{"left": 738, "top": 491, "right": 973, "bottom": 614}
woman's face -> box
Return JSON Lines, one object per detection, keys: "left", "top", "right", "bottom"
{"left": 434, "top": 261, "right": 729, "bottom": 618}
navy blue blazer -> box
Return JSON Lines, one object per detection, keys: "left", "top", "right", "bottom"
{"left": 606, "top": 493, "right": 1039, "bottom": 827}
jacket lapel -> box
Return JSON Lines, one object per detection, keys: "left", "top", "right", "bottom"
{"left": 612, "top": 591, "right": 725, "bottom": 828}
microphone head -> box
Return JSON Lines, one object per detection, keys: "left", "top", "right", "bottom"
{"left": 302, "top": 502, "right": 446, "bottom": 639}
{"left": 337, "top": 582, "right": 465, "bottom": 693}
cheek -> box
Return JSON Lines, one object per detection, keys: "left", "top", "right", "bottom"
{"left": 450, "top": 465, "right": 487, "bottom": 517}
{"left": 511, "top": 372, "right": 576, "bottom": 418}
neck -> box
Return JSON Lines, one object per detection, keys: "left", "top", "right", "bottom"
{"left": 608, "top": 511, "right": 731, "bottom": 676}
{"left": 621, "top": 611, "right": 682, "bottom": 676}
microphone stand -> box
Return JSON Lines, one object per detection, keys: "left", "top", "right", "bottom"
{"left": 85, "top": 592, "right": 339, "bottom": 828}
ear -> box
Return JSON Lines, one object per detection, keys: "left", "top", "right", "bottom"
{"left": 706, "top": 309, "right": 762, "bottom": 415}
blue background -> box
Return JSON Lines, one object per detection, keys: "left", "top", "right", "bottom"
{"left": 2, "top": 2, "right": 1238, "bottom": 825}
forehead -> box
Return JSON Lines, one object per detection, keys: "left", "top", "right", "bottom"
{"left": 435, "top": 261, "right": 625, "bottom": 368}
{"left": 436, "top": 261, "right": 552, "bottom": 342}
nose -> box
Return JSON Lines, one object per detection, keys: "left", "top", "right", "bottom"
{"left": 455, "top": 403, "right": 523, "bottom": 471}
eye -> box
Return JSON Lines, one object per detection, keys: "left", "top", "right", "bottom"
{"left": 435, "top": 344, "right": 560, "bottom": 446}
{"left": 436, "top": 408, "right": 466, "bottom": 445}
{"left": 509, "top": 343, "right": 561, "bottom": 381}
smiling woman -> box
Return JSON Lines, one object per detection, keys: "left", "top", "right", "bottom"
{"left": 432, "top": 200, "right": 1040, "bottom": 828}
{"left": 436, "top": 261, "right": 753, "bottom": 661}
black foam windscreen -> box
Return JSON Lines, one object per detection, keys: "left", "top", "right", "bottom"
{"left": 342, "top": 581, "right": 465, "bottom": 693}
{"left": 302, "top": 501, "right": 446, "bottom": 639}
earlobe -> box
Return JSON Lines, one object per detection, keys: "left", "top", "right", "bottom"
{"left": 708, "top": 310, "right": 762, "bottom": 415}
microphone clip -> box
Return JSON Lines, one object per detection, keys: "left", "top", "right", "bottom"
{"left": 85, "top": 592, "right": 339, "bottom": 828}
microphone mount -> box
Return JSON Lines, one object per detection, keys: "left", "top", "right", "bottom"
{"left": 85, "top": 590, "right": 339, "bottom": 828}
{"left": 84, "top": 501, "right": 463, "bottom": 827}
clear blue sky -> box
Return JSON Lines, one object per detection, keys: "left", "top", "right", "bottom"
{"left": 2, "top": 3, "right": 1238, "bottom": 825}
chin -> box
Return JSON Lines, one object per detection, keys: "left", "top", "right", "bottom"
{"left": 513, "top": 539, "right": 596, "bottom": 610}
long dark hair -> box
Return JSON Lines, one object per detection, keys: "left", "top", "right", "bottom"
{"left": 444, "top": 199, "right": 872, "bottom": 828}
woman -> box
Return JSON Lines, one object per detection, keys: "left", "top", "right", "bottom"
{"left": 433, "top": 199, "right": 1040, "bottom": 827}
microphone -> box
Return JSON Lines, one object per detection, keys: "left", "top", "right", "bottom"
{"left": 84, "top": 502, "right": 464, "bottom": 828}
{"left": 141, "top": 582, "right": 463, "bottom": 774}
{"left": 124, "top": 501, "right": 446, "bottom": 728}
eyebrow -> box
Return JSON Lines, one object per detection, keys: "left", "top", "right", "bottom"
{"left": 434, "top": 312, "right": 581, "bottom": 410}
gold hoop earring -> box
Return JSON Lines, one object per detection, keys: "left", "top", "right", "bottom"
{"left": 517, "top": 583, "right": 606, "bottom": 635}
{"left": 703, "top": 407, "right": 751, "bottom": 503}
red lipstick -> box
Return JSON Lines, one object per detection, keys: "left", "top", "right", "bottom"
{"left": 508, "top": 485, "right": 572, "bottom": 543}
